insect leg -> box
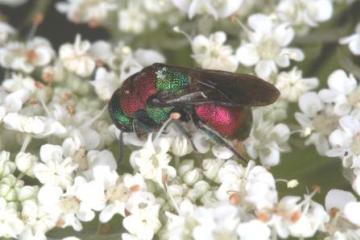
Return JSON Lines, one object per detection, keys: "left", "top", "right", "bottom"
{"left": 194, "top": 119, "right": 248, "bottom": 163}
{"left": 118, "top": 131, "right": 124, "bottom": 162}
{"left": 171, "top": 120, "right": 199, "bottom": 152}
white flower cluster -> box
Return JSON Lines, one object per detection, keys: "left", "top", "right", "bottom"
{"left": 0, "top": 30, "right": 166, "bottom": 238}
{"left": 1, "top": 0, "right": 360, "bottom": 239}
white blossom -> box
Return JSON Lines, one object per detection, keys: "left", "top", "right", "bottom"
{"left": 276, "top": 67, "right": 319, "bottom": 102}
{"left": 20, "top": 199, "right": 59, "bottom": 240}
{"left": 90, "top": 67, "right": 120, "bottom": 101}
{"left": 118, "top": 2, "right": 148, "bottom": 34}
{"left": 15, "top": 152, "right": 37, "bottom": 176}
{"left": 295, "top": 92, "right": 339, "bottom": 155}
{"left": 3, "top": 113, "right": 67, "bottom": 138}
{"left": 123, "top": 192, "right": 161, "bottom": 240}
{"left": 0, "top": 37, "right": 54, "bottom": 73}
{"left": 0, "top": 198, "right": 24, "bottom": 238}
{"left": 271, "top": 194, "right": 329, "bottom": 238}
{"left": 59, "top": 35, "right": 96, "bottom": 77}
{"left": 340, "top": 23, "right": 360, "bottom": 55}
{"left": 276, "top": 0, "right": 333, "bottom": 29}
{"left": 236, "top": 14, "right": 304, "bottom": 78}
{"left": 130, "top": 135, "right": 176, "bottom": 186}
{"left": 0, "top": 22, "right": 15, "bottom": 44}
{"left": 245, "top": 110, "right": 290, "bottom": 166}
{"left": 319, "top": 69, "right": 359, "bottom": 116}
{"left": 33, "top": 144, "right": 78, "bottom": 188}
{"left": 172, "top": 0, "right": 243, "bottom": 19}
{"left": 216, "top": 161, "right": 277, "bottom": 209}
{"left": 192, "top": 31, "right": 238, "bottom": 72}
{"left": 237, "top": 220, "right": 271, "bottom": 240}
{"left": 56, "top": 0, "right": 117, "bottom": 25}
{"left": 0, "top": 151, "right": 16, "bottom": 177}
{"left": 192, "top": 204, "right": 240, "bottom": 240}
{"left": 100, "top": 173, "right": 146, "bottom": 222}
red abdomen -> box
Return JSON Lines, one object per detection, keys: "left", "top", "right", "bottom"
{"left": 195, "top": 104, "right": 247, "bottom": 138}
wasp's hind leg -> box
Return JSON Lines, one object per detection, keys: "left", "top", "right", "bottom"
{"left": 118, "top": 131, "right": 125, "bottom": 163}
{"left": 171, "top": 120, "right": 199, "bottom": 152}
{"left": 194, "top": 119, "right": 248, "bottom": 163}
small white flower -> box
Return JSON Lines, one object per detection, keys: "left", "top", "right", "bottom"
{"left": 118, "top": 2, "right": 148, "bottom": 34}
{"left": 90, "top": 67, "right": 120, "bottom": 101}
{"left": 245, "top": 165, "right": 278, "bottom": 210}
{"left": 15, "top": 152, "right": 38, "bottom": 176}
{"left": 56, "top": 0, "right": 117, "bottom": 24}
{"left": 216, "top": 161, "right": 277, "bottom": 209}
{"left": 130, "top": 135, "right": 176, "bottom": 186}
{"left": 343, "top": 201, "right": 360, "bottom": 226}
{"left": 132, "top": 48, "right": 166, "bottom": 67}
{"left": 59, "top": 35, "right": 96, "bottom": 77}
{"left": 295, "top": 92, "right": 339, "bottom": 155}
{"left": 340, "top": 23, "right": 360, "bottom": 55}
{"left": 0, "top": 37, "right": 54, "bottom": 73}
{"left": 3, "top": 113, "right": 67, "bottom": 138}
{"left": 287, "top": 200, "right": 329, "bottom": 238}
{"left": 236, "top": 14, "right": 304, "bottom": 78}
{"left": 216, "top": 160, "right": 245, "bottom": 201}
{"left": 123, "top": 192, "right": 161, "bottom": 240}
{"left": 0, "top": 151, "right": 16, "bottom": 178}
{"left": 89, "top": 40, "right": 114, "bottom": 64}
{"left": 71, "top": 176, "right": 106, "bottom": 214}
{"left": 276, "top": 0, "right": 333, "bottom": 29}
{"left": 192, "top": 130, "right": 211, "bottom": 154}
{"left": 183, "top": 168, "right": 202, "bottom": 186}
{"left": 163, "top": 200, "right": 196, "bottom": 240}
{"left": 324, "top": 188, "right": 360, "bottom": 232}
{"left": 202, "top": 158, "right": 224, "bottom": 181}
{"left": 327, "top": 113, "right": 360, "bottom": 170}
{"left": 258, "top": 99, "right": 289, "bottom": 122}
{"left": 0, "top": 198, "right": 24, "bottom": 238}
{"left": 237, "top": 220, "right": 271, "bottom": 240}
{"left": 319, "top": 69, "right": 359, "bottom": 116}
{"left": 192, "top": 204, "right": 240, "bottom": 240}
{"left": 325, "top": 189, "right": 356, "bottom": 213}
{"left": 276, "top": 67, "right": 319, "bottom": 102}
{"left": 37, "top": 180, "right": 97, "bottom": 231}
{"left": 100, "top": 173, "right": 146, "bottom": 222}
{"left": 192, "top": 31, "right": 238, "bottom": 72}
{"left": 245, "top": 110, "right": 290, "bottom": 166}
{"left": 172, "top": 0, "right": 243, "bottom": 19}
{"left": 33, "top": 144, "right": 78, "bottom": 188}
{"left": 171, "top": 134, "right": 193, "bottom": 157}
{"left": 0, "top": 22, "right": 15, "bottom": 44}
{"left": 20, "top": 199, "right": 59, "bottom": 240}
{"left": 2, "top": 73, "right": 36, "bottom": 93}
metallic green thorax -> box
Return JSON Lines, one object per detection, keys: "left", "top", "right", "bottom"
{"left": 146, "top": 105, "right": 174, "bottom": 124}
{"left": 155, "top": 67, "right": 191, "bottom": 91}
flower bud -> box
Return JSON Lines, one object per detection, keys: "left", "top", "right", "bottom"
{"left": 0, "top": 151, "right": 16, "bottom": 177}
{"left": 15, "top": 152, "right": 38, "bottom": 176}
{"left": 183, "top": 168, "right": 202, "bottom": 186}
{"left": 178, "top": 159, "right": 194, "bottom": 176}
{"left": 202, "top": 158, "right": 223, "bottom": 181}
{"left": 0, "top": 175, "right": 23, "bottom": 201}
{"left": 167, "top": 184, "right": 185, "bottom": 203}
{"left": 171, "top": 135, "right": 193, "bottom": 157}
{"left": 17, "top": 185, "right": 38, "bottom": 202}
{"left": 187, "top": 180, "right": 209, "bottom": 201}
{"left": 212, "top": 145, "right": 233, "bottom": 160}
